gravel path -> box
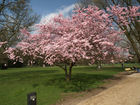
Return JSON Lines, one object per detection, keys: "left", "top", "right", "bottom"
{"left": 76, "top": 73, "right": 140, "bottom": 105}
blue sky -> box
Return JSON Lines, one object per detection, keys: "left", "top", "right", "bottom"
{"left": 30, "top": 0, "right": 77, "bottom": 23}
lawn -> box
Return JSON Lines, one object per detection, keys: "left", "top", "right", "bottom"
{"left": 0, "top": 63, "right": 139, "bottom": 105}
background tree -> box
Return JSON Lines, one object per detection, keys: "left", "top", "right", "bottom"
{"left": 0, "top": 0, "right": 15, "bottom": 13}
{"left": 0, "top": 0, "right": 39, "bottom": 64}
{"left": 77, "top": 0, "right": 140, "bottom": 62}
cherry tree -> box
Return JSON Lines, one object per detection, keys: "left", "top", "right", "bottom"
{"left": 5, "top": 6, "right": 129, "bottom": 81}
{"left": 71, "top": 6, "right": 125, "bottom": 68}
{"left": 107, "top": 5, "right": 140, "bottom": 62}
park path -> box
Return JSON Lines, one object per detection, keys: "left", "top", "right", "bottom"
{"left": 76, "top": 73, "right": 140, "bottom": 105}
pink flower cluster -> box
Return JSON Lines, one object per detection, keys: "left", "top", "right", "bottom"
{"left": 0, "top": 41, "right": 7, "bottom": 48}
{"left": 107, "top": 5, "right": 140, "bottom": 26}
{"left": 5, "top": 5, "right": 139, "bottom": 65}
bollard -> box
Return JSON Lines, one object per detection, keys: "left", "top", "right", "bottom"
{"left": 27, "top": 92, "right": 37, "bottom": 105}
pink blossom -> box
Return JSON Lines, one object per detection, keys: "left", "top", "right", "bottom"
{"left": 0, "top": 41, "right": 7, "bottom": 48}
{"left": 5, "top": 5, "right": 134, "bottom": 66}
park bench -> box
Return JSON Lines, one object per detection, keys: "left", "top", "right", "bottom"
{"left": 125, "top": 68, "right": 131, "bottom": 71}
{"left": 125, "top": 67, "right": 140, "bottom": 73}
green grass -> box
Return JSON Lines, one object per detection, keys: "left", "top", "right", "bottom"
{"left": 0, "top": 64, "right": 138, "bottom": 105}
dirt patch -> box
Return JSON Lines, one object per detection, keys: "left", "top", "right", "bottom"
{"left": 54, "top": 72, "right": 130, "bottom": 105}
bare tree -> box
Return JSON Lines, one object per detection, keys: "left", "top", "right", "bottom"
{"left": 0, "top": 0, "right": 39, "bottom": 64}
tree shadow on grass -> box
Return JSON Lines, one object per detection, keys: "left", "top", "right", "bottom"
{"left": 43, "top": 73, "right": 114, "bottom": 92}
{"left": 0, "top": 70, "right": 58, "bottom": 81}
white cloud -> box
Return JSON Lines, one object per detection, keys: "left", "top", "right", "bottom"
{"left": 58, "top": 4, "right": 75, "bottom": 16}
{"left": 40, "top": 4, "right": 75, "bottom": 24}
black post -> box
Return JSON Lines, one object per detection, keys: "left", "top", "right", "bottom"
{"left": 27, "top": 92, "right": 37, "bottom": 105}
{"left": 121, "top": 63, "right": 124, "bottom": 70}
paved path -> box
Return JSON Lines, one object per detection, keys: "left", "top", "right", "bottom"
{"left": 77, "top": 73, "right": 140, "bottom": 105}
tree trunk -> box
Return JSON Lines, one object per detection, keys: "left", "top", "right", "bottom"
{"left": 64, "top": 64, "right": 69, "bottom": 81}
{"left": 125, "top": 32, "right": 140, "bottom": 63}
{"left": 96, "top": 61, "right": 102, "bottom": 69}
{"left": 68, "top": 63, "right": 73, "bottom": 81}
{"left": 64, "top": 63, "right": 74, "bottom": 81}
{"left": 42, "top": 64, "right": 46, "bottom": 67}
